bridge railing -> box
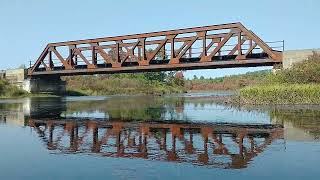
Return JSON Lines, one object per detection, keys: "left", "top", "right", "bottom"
{"left": 28, "top": 22, "right": 283, "bottom": 76}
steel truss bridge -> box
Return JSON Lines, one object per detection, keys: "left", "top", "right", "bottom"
{"left": 28, "top": 22, "right": 283, "bottom": 76}
{"left": 28, "top": 119, "right": 283, "bottom": 169}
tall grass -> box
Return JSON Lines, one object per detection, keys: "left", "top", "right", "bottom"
{"left": 236, "top": 52, "right": 320, "bottom": 105}
{"left": 238, "top": 84, "right": 320, "bottom": 105}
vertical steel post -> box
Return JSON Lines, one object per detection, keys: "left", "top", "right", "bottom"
{"left": 162, "top": 45, "right": 166, "bottom": 59}
{"left": 68, "top": 45, "right": 75, "bottom": 67}
{"left": 249, "top": 39, "right": 253, "bottom": 55}
{"left": 92, "top": 45, "right": 97, "bottom": 65}
{"left": 171, "top": 37, "right": 175, "bottom": 59}
{"left": 238, "top": 32, "right": 242, "bottom": 55}
{"left": 48, "top": 50, "right": 53, "bottom": 69}
{"left": 202, "top": 32, "right": 207, "bottom": 56}
{"left": 115, "top": 42, "right": 120, "bottom": 63}
{"left": 139, "top": 38, "right": 146, "bottom": 61}
{"left": 138, "top": 47, "right": 141, "bottom": 60}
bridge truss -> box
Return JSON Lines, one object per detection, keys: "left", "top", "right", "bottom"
{"left": 28, "top": 22, "right": 283, "bottom": 76}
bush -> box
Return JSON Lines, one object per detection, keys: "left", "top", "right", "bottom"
{"left": 0, "top": 79, "right": 27, "bottom": 98}
{"left": 64, "top": 72, "right": 186, "bottom": 96}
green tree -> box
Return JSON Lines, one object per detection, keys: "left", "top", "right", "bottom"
{"left": 143, "top": 72, "right": 166, "bottom": 83}
{"left": 193, "top": 75, "right": 198, "bottom": 80}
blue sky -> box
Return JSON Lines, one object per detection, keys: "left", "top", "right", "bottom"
{"left": 0, "top": 0, "right": 319, "bottom": 78}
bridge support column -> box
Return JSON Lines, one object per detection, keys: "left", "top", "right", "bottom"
{"left": 23, "top": 76, "right": 66, "bottom": 95}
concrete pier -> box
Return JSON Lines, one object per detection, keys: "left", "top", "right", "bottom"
{"left": 23, "top": 76, "right": 66, "bottom": 95}
{"left": 0, "top": 68, "right": 66, "bottom": 95}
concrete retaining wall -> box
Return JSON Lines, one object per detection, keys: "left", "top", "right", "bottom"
{"left": 4, "top": 68, "right": 27, "bottom": 88}
{"left": 283, "top": 49, "right": 320, "bottom": 69}
{"left": 0, "top": 70, "right": 5, "bottom": 79}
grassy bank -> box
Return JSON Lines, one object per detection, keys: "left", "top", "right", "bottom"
{"left": 65, "top": 70, "right": 271, "bottom": 96}
{"left": 236, "top": 52, "right": 320, "bottom": 105}
{"left": 238, "top": 84, "right": 320, "bottom": 104}
{"left": 0, "top": 80, "right": 27, "bottom": 98}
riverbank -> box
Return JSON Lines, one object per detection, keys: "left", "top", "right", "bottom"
{"left": 185, "top": 70, "right": 269, "bottom": 91}
{"left": 64, "top": 72, "right": 186, "bottom": 96}
{"left": 236, "top": 84, "right": 320, "bottom": 105}
{"left": 0, "top": 79, "right": 27, "bottom": 98}
{"left": 64, "top": 70, "right": 270, "bottom": 96}
{"left": 234, "top": 52, "right": 320, "bottom": 105}
{"left": 0, "top": 79, "right": 60, "bottom": 99}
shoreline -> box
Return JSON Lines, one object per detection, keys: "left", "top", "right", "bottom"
{"left": 0, "top": 90, "right": 320, "bottom": 107}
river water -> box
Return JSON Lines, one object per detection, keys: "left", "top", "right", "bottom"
{"left": 0, "top": 92, "right": 319, "bottom": 180}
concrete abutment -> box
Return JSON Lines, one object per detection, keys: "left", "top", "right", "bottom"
{"left": 23, "top": 76, "right": 66, "bottom": 95}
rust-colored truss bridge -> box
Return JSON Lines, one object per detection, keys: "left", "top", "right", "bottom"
{"left": 28, "top": 22, "right": 283, "bottom": 76}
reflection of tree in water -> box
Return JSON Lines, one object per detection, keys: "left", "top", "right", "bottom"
{"left": 270, "top": 108, "right": 320, "bottom": 140}
{"left": 0, "top": 103, "right": 22, "bottom": 111}
{"left": 0, "top": 103, "right": 23, "bottom": 124}
{"left": 66, "top": 96, "right": 222, "bottom": 121}
{"left": 67, "top": 96, "right": 188, "bottom": 121}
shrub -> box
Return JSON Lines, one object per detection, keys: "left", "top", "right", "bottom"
{"left": 0, "top": 79, "right": 27, "bottom": 98}
{"left": 64, "top": 72, "right": 186, "bottom": 96}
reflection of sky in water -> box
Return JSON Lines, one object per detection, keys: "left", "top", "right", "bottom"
{"left": 64, "top": 96, "right": 108, "bottom": 101}
{"left": 63, "top": 111, "right": 109, "bottom": 119}
{"left": 165, "top": 91, "right": 234, "bottom": 97}
{"left": 178, "top": 104, "right": 270, "bottom": 124}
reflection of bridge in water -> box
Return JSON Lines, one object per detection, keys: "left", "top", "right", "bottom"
{"left": 28, "top": 119, "right": 283, "bottom": 169}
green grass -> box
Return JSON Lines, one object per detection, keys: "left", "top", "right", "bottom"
{"left": 0, "top": 79, "right": 27, "bottom": 98}
{"left": 235, "top": 51, "right": 320, "bottom": 105}
{"left": 238, "top": 84, "right": 320, "bottom": 105}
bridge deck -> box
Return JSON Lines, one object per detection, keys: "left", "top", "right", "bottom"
{"left": 32, "top": 58, "right": 278, "bottom": 76}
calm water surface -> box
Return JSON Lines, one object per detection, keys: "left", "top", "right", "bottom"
{"left": 0, "top": 92, "right": 320, "bottom": 180}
